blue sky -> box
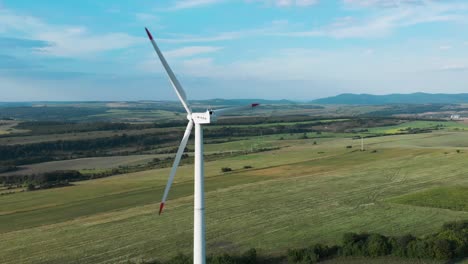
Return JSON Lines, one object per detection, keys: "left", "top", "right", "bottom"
{"left": 1, "top": 0, "right": 468, "bottom": 101}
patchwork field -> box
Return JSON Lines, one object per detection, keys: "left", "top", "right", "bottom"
{"left": 1, "top": 131, "right": 468, "bottom": 263}
{"left": 365, "top": 120, "right": 468, "bottom": 134}
{"left": 391, "top": 186, "right": 468, "bottom": 212}
{"left": 0, "top": 155, "right": 168, "bottom": 177}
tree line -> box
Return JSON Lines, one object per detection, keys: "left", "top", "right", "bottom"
{"left": 7, "top": 116, "right": 350, "bottom": 137}
{"left": 0, "top": 122, "right": 325, "bottom": 167}
{"left": 135, "top": 220, "right": 468, "bottom": 263}
{"left": 0, "top": 170, "right": 84, "bottom": 191}
{"left": 0, "top": 117, "right": 426, "bottom": 168}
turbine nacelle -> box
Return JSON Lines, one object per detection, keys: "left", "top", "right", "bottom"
{"left": 189, "top": 103, "right": 260, "bottom": 124}
{"left": 191, "top": 111, "right": 212, "bottom": 124}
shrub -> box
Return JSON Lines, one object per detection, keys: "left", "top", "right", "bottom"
{"left": 342, "top": 233, "right": 369, "bottom": 256}
{"left": 287, "top": 244, "right": 338, "bottom": 263}
{"left": 389, "top": 234, "right": 416, "bottom": 257}
{"left": 287, "top": 248, "right": 318, "bottom": 263}
{"left": 221, "top": 167, "right": 232, "bottom": 173}
{"left": 26, "top": 183, "right": 35, "bottom": 191}
{"left": 366, "top": 234, "right": 390, "bottom": 257}
{"left": 406, "top": 239, "right": 431, "bottom": 259}
{"left": 442, "top": 220, "right": 468, "bottom": 232}
{"left": 431, "top": 238, "right": 456, "bottom": 260}
{"left": 240, "top": 248, "right": 257, "bottom": 264}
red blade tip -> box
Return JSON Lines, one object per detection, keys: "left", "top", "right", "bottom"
{"left": 251, "top": 103, "right": 259, "bottom": 107}
{"left": 159, "top": 202, "right": 165, "bottom": 215}
{"left": 145, "top": 27, "right": 153, "bottom": 40}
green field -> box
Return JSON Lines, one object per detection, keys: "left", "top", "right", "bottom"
{"left": 365, "top": 120, "right": 468, "bottom": 134}
{"left": 0, "top": 155, "right": 169, "bottom": 177}
{"left": 391, "top": 186, "right": 468, "bottom": 212}
{"left": 1, "top": 131, "right": 468, "bottom": 263}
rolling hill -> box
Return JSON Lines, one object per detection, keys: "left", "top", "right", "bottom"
{"left": 311, "top": 92, "right": 468, "bottom": 105}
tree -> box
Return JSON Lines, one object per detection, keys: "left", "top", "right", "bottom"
{"left": 342, "top": 232, "right": 369, "bottom": 256}
{"left": 367, "top": 234, "right": 390, "bottom": 257}
{"left": 431, "top": 238, "right": 456, "bottom": 260}
{"left": 26, "top": 183, "right": 35, "bottom": 191}
{"left": 389, "top": 234, "right": 416, "bottom": 257}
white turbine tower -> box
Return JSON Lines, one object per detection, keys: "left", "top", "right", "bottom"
{"left": 145, "top": 27, "right": 259, "bottom": 264}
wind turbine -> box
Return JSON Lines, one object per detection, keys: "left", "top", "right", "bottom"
{"left": 145, "top": 27, "right": 259, "bottom": 264}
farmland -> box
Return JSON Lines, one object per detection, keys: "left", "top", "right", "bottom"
{"left": 0, "top": 102, "right": 468, "bottom": 263}
{"left": 1, "top": 130, "right": 468, "bottom": 263}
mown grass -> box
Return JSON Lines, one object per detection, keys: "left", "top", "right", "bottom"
{"left": 365, "top": 120, "right": 468, "bottom": 134}
{"left": 210, "top": 119, "right": 350, "bottom": 128}
{"left": 0, "top": 126, "right": 182, "bottom": 145}
{"left": 390, "top": 186, "right": 468, "bottom": 212}
{"left": 1, "top": 133, "right": 468, "bottom": 263}
{"left": 0, "top": 155, "right": 168, "bottom": 177}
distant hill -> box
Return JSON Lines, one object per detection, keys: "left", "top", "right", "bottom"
{"left": 311, "top": 93, "right": 468, "bottom": 105}
{"left": 191, "top": 98, "right": 295, "bottom": 106}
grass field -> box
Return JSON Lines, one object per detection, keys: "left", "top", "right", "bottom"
{"left": 1, "top": 131, "right": 468, "bottom": 263}
{"left": 0, "top": 126, "right": 182, "bottom": 145}
{"left": 365, "top": 120, "right": 468, "bottom": 134}
{"left": 89, "top": 109, "right": 184, "bottom": 122}
{"left": 0, "top": 120, "right": 28, "bottom": 135}
{"left": 0, "top": 155, "right": 169, "bottom": 177}
{"left": 391, "top": 186, "right": 468, "bottom": 212}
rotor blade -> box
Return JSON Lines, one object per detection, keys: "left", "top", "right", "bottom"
{"left": 159, "top": 120, "right": 194, "bottom": 215}
{"left": 145, "top": 27, "right": 192, "bottom": 115}
{"left": 211, "top": 103, "right": 259, "bottom": 117}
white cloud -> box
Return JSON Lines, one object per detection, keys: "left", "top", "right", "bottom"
{"left": 249, "top": 0, "right": 319, "bottom": 7}
{"left": 158, "top": 20, "right": 289, "bottom": 43}
{"left": 0, "top": 9, "right": 144, "bottom": 57}
{"left": 439, "top": 64, "right": 466, "bottom": 71}
{"left": 165, "top": 46, "right": 223, "bottom": 58}
{"left": 139, "top": 45, "right": 468, "bottom": 91}
{"left": 439, "top": 45, "right": 452, "bottom": 50}
{"left": 155, "top": 0, "right": 467, "bottom": 44}
{"left": 135, "top": 13, "right": 159, "bottom": 23}
{"left": 160, "top": 32, "right": 240, "bottom": 43}
{"left": 105, "top": 7, "right": 121, "bottom": 13}
{"left": 343, "top": 0, "right": 424, "bottom": 8}
{"left": 274, "top": 1, "right": 468, "bottom": 38}
{"left": 170, "top": 0, "right": 225, "bottom": 10}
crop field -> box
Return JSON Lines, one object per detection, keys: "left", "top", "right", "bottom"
{"left": 89, "top": 109, "right": 184, "bottom": 122}
{"left": 0, "top": 155, "right": 168, "bottom": 177}
{"left": 0, "top": 120, "right": 28, "bottom": 135}
{"left": 0, "top": 126, "right": 182, "bottom": 146}
{"left": 365, "top": 120, "right": 468, "bottom": 134}
{"left": 1, "top": 130, "right": 468, "bottom": 263}
{"left": 391, "top": 186, "right": 468, "bottom": 212}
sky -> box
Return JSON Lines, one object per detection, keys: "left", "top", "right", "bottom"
{"left": 1, "top": 0, "right": 468, "bottom": 101}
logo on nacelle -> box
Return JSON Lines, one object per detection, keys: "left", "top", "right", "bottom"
{"left": 192, "top": 111, "right": 212, "bottom": 124}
